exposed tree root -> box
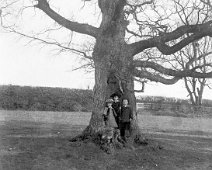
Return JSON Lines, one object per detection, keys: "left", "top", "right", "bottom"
{"left": 69, "top": 125, "right": 150, "bottom": 154}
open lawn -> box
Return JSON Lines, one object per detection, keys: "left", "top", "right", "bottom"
{"left": 0, "top": 110, "right": 212, "bottom": 170}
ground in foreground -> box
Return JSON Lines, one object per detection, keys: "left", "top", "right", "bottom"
{"left": 0, "top": 120, "right": 212, "bottom": 170}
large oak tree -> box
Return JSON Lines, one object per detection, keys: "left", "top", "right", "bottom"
{"left": 1, "top": 0, "right": 212, "bottom": 143}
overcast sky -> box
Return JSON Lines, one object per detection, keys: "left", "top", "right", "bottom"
{"left": 0, "top": 0, "right": 211, "bottom": 100}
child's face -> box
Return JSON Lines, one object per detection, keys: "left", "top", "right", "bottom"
{"left": 114, "top": 96, "right": 118, "bottom": 101}
{"left": 107, "top": 103, "right": 112, "bottom": 107}
{"left": 123, "top": 99, "right": 128, "bottom": 106}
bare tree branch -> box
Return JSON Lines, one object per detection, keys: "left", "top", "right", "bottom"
{"left": 129, "top": 20, "right": 212, "bottom": 56}
{"left": 133, "top": 68, "right": 180, "bottom": 84}
{"left": 35, "top": 0, "right": 99, "bottom": 38}
{"left": 200, "top": 0, "right": 212, "bottom": 9}
{"left": 7, "top": 27, "right": 93, "bottom": 60}
{"left": 133, "top": 78, "right": 146, "bottom": 92}
{"left": 133, "top": 60, "right": 212, "bottom": 78}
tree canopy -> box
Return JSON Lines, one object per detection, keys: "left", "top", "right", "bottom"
{"left": 1, "top": 0, "right": 212, "bottom": 86}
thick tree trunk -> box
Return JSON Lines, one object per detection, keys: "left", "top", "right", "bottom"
{"left": 87, "top": 46, "right": 137, "bottom": 132}
{"left": 70, "top": 0, "right": 145, "bottom": 151}
{"left": 84, "top": 40, "right": 140, "bottom": 145}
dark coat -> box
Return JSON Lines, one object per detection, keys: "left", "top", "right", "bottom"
{"left": 120, "top": 106, "right": 133, "bottom": 123}
{"left": 112, "top": 101, "right": 121, "bottom": 117}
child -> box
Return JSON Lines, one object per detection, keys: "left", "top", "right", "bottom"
{"left": 112, "top": 94, "right": 121, "bottom": 128}
{"left": 103, "top": 99, "right": 118, "bottom": 128}
{"left": 119, "top": 99, "right": 133, "bottom": 142}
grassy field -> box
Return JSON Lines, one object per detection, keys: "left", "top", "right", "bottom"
{"left": 0, "top": 110, "right": 212, "bottom": 170}
{"left": 1, "top": 110, "right": 212, "bottom": 134}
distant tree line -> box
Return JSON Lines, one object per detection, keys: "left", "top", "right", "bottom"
{"left": 137, "top": 95, "right": 212, "bottom": 107}
{"left": 0, "top": 85, "right": 93, "bottom": 112}
{"left": 1, "top": 85, "right": 211, "bottom": 112}
{"left": 137, "top": 95, "right": 212, "bottom": 115}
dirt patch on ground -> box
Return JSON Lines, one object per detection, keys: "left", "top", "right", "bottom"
{"left": 1, "top": 120, "right": 212, "bottom": 170}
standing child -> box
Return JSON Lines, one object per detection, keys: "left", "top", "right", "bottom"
{"left": 103, "top": 99, "right": 118, "bottom": 128}
{"left": 112, "top": 94, "right": 121, "bottom": 128}
{"left": 119, "top": 99, "right": 133, "bottom": 142}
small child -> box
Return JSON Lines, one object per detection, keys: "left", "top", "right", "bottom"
{"left": 112, "top": 94, "right": 121, "bottom": 128}
{"left": 103, "top": 99, "right": 118, "bottom": 128}
{"left": 119, "top": 99, "right": 133, "bottom": 142}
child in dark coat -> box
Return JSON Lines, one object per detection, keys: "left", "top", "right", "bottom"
{"left": 112, "top": 95, "right": 121, "bottom": 128}
{"left": 119, "top": 99, "right": 133, "bottom": 141}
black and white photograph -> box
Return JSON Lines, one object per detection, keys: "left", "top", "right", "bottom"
{"left": 0, "top": 0, "right": 212, "bottom": 169}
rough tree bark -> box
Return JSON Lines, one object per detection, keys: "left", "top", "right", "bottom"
{"left": 84, "top": 0, "right": 138, "bottom": 139}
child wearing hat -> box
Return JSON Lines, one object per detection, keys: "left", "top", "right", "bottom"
{"left": 112, "top": 94, "right": 121, "bottom": 128}
{"left": 103, "top": 99, "right": 118, "bottom": 128}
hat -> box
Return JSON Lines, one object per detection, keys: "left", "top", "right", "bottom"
{"left": 110, "top": 92, "right": 121, "bottom": 98}
{"left": 105, "top": 98, "right": 114, "bottom": 103}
